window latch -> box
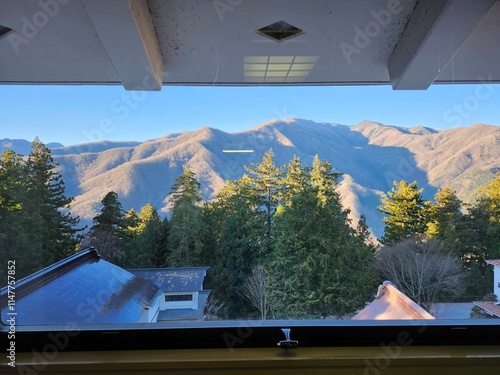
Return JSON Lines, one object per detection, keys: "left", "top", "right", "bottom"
{"left": 277, "top": 328, "right": 299, "bottom": 349}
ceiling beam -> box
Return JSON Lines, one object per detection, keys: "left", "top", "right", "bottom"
{"left": 81, "top": 0, "right": 163, "bottom": 91}
{"left": 388, "top": 0, "right": 496, "bottom": 90}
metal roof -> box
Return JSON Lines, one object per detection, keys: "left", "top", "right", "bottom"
{"left": 0, "top": 248, "right": 159, "bottom": 325}
{"left": 352, "top": 281, "right": 435, "bottom": 320}
{"left": 1, "top": 0, "right": 500, "bottom": 90}
{"left": 473, "top": 301, "right": 500, "bottom": 318}
{"left": 128, "top": 267, "right": 209, "bottom": 293}
{"left": 485, "top": 259, "right": 500, "bottom": 267}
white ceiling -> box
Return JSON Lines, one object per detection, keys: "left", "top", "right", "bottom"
{"left": 0, "top": 0, "right": 499, "bottom": 90}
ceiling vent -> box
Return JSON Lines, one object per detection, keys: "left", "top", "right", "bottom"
{"left": 257, "top": 21, "right": 303, "bottom": 42}
{"left": 0, "top": 26, "right": 13, "bottom": 39}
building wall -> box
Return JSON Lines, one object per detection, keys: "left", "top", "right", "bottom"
{"left": 137, "top": 294, "right": 161, "bottom": 323}
{"left": 159, "top": 292, "right": 198, "bottom": 310}
{"left": 494, "top": 265, "right": 500, "bottom": 299}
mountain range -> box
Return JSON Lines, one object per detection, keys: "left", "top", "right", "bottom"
{"left": 2, "top": 119, "right": 499, "bottom": 238}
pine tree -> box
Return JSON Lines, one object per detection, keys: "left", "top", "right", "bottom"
{"left": 425, "top": 187, "right": 463, "bottom": 239}
{"left": 309, "top": 154, "right": 342, "bottom": 205}
{"left": 168, "top": 164, "right": 202, "bottom": 206}
{"left": 0, "top": 140, "right": 82, "bottom": 279}
{"left": 378, "top": 180, "right": 427, "bottom": 245}
{"left": 206, "top": 175, "right": 265, "bottom": 318}
{"left": 267, "top": 182, "right": 376, "bottom": 319}
{"left": 267, "top": 158, "right": 376, "bottom": 319}
{"left": 26, "top": 139, "right": 82, "bottom": 261}
{"left": 0, "top": 150, "right": 25, "bottom": 213}
{"left": 87, "top": 191, "right": 129, "bottom": 262}
{"left": 280, "top": 155, "right": 308, "bottom": 206}
{"left": 450, "top": 174, "right": 500, "bottom": 298}
{"left": 0, "top": 150, "right": 30, "bottom": 281}
{"left": 168, "top": 165, "right": 204, "bottom": 266}
{"left": 477, "top": 173, "right": 500, "bottom": 245}
{"left": 92, "top": 191, "right": 126, "bottom": 235}
{"left": 123, "top": 204, "right": 169, "bottom": 268}
{"left": 244, "top": 149, "right": 283, "bottom": 246}
{"left": 356, "top": 214, "right": 379, "bottom": 252}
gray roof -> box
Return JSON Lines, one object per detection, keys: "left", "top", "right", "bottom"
{"left": 127, "top": 267, "right": 209, "bottom": 293}
{"left": 1, "top": 248, "right": 159, "bottom": 325}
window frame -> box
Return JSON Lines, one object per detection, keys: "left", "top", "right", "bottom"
{"left": 3, "top": 319, "right": 500, "bottom": 353}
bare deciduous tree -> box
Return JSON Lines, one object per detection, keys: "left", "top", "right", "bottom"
{"left": 376, "top": 236, "right": 465, "bottom": 310}
{"left": 81, "top": 229, "right": 123, "bottom": 262}
{"left": 244, "top": 265, "right": 269, "bottom": 320}
{"left": 203, "top": 294, "right": 226, "bottom": 320}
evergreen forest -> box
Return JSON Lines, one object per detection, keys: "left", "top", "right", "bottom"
{"left": 1, "top": 141, "right": 499, "bottom": 319}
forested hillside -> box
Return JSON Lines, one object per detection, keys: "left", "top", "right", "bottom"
{"left": 4, "top": 119, "right": 497, "bottom": 239}
{"left": 2, "top": 139, "right": 499, "bottom": 319}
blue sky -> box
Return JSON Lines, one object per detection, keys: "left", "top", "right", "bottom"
{"left": 1, "top": 83, "right": 499, "bottom": 146}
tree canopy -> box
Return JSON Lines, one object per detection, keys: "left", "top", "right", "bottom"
{"left": 0, "top": 139, "right": 82, "bottom": 280}
{"left": 378, "top": 180, "right": 427, "bottom": 245}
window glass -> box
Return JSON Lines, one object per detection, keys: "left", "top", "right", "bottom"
{"left": 1, "top": 84, "right": 499, "bottom": 328}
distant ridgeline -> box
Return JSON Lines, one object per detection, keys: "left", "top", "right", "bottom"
{"left": 2, "top": 121, "right": 499, "bottom": 318}
{"left": 3, "top": 119, "right": 497, "bottom": 239}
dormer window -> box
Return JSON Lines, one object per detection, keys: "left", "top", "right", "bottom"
{"left": 165, "top": 294, "right": 193, "bottom": 302}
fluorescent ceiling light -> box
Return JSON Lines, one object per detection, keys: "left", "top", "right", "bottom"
{"left": 244, "top": 56, "right": 319, "bottom": 83}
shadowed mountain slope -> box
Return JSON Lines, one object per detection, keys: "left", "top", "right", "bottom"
{"left": 4, "top": 119, "right": 499, "bottom": 238}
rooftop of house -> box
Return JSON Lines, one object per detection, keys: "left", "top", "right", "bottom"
{"left": 352, "top": 281, "right": 435, "bottom": 320}
{"left": 485, "top": 259, "right": 500, "bottom": 267}
{"left": 127, "top": 267, "right": 209, "bottom": 293}
{"left": 0, "top": 248, "right": 159, "bottom": 325}
{"left": 473, "top": 301, "right": 500, "bottom": 319}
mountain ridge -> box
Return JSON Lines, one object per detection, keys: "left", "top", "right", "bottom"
{"left": 3, "top": 119, "right": 499, "bottom": 238}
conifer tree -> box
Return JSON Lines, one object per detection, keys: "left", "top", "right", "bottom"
{"left": 123, "top": 204, "right": 169, "bottom": 268}
{"left": 87, "top": 191, "right": 129, "bottom": 262}
{"left": 378, "top": 180, "right": 427, "bottom": 245}
{"left": 92, "top": 191, "right": 126, "bottom": 235}
{"left": 280, "top": 155, "right": 308, "bottom": 206}
{"left": 309, "top": 154, "right": 342, "bottom": 205}
{"left": 267, "top": 158, "right": 376, "bottom": 319}
{"left": 168, "top": 165, "right": 204, "bottom": 266}
{"left": 0, "top": 150, "right": 25, "bottom": 213}
{"left": 205, "top": 175, "right": 264, "bottom": 317}
{"left": 425, "top": 187, "right": 463, "bottom": 238}
{"left": 244, "top": 149, "right": 283, "bottom": 250}
{"left": 0, "top": 150, "right": 31, "bottom": 280}
{"left": 450, "top": 174, "right": 500, "bottom": 298}
{"left": 0, "top": 140, "right": 82, "bottom": 279}
{"left": 168, "top": 164, "right": 202, "bottom": 206}
{"left": 25, "top": 138, "right": 82, "bottom": 262}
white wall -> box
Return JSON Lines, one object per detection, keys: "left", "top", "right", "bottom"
{"left": 159, "top": 292, "right": 198, "bottom": 310}
{"left": 494, "top": 265, "right": 500, "bottom": 299}
{"left": 136, "top": 294, "right": 161, "bottom": 323}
